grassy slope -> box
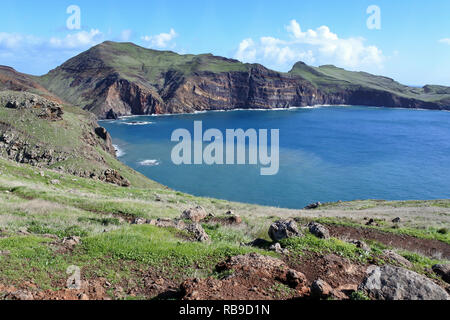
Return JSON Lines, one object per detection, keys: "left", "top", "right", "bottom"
{"left": 289, "top": 62, "right": 450, "bottom": 103}
{"left": 0, "top": 156, "right": 448, "bottom": 298}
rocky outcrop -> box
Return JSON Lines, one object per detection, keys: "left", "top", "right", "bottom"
{"left": 268, "top": 219, "right": 302, "bottom": 242}
{"left": 359, "top": 265, "right": 449, "bottom": 300}
{"left": 0, "top": 91, "right": 63, "bottom": 121}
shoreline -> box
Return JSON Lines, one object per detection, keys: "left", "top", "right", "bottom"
{"left": 98, "top": 104, "right": 450, "bottom": 122}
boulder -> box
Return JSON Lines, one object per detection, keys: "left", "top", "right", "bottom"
{"left": 185, "top": 223, "right": 210, "bottom": 242}
{"left": 268, "top": 219, "right": 302, "bottom": 242}
{"left": 359, "top": 265, "right": 449, "bottom": 300}
{"left": 310, "top": 279, "right": 333, "bottom": 298}
{"left": 383, "top": 250, "right": 413, "bottom": 268}
{"left": 308, "top": 222, "right": 330, "bottom": 239}
{"left": 304, "top": 202, "right": 321, "bottom": 210}
{"left": 432, "top": 264, "right": 450, "bottom": 283}
{"left": 181, "top": 206, "right": 208, "bottom": 222}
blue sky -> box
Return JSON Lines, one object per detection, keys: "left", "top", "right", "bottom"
{"left": 1, "top": 0, "right": 449, "bottom": 86}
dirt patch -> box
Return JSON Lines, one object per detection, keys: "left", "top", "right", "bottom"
{"left": 327, "top": 224, "right": 450, "bottom": 259}
{"left": 181, "top": 253, "right": 309, "bottom": 300}
{"left": 286, "top": 252, "right": 367, "bottom": 291}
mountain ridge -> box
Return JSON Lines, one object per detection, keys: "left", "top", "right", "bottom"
{"left": 13, "top": 41, "right": 450, "bottom": 118}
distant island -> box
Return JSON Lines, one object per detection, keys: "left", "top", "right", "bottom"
{"left": 2, "top": 41, "right": 445, "bottom": 120}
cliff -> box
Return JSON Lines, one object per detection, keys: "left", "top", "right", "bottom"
{"left": 35, "top": 41, "right": 450, "bottom": 119}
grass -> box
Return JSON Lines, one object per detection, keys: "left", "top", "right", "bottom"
{"left": 0, "top": 155, "right": 449, "bottom": 298}
{"left": 281, "top": 232, "right": 369, "bottom": 262}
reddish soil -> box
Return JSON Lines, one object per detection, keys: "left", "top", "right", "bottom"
{"left": 326, "top": 224, "right": 450, "bottom": 259}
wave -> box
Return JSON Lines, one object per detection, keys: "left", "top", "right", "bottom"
{"left": 121, "top": 121, "right": 154, "bottom": 126}
{"left": 113, "top": 145, "right": 125, "bottom": 157}
{"left": 138, "top": 159, "right": 160, "bottom": 166}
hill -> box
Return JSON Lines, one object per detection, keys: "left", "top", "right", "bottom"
{"left": 36, "top": 41, "right": 450, "bottom": 119}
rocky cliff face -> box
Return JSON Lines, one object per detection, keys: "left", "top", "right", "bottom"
{"left": 36, "top": 42, "right": 450, "bottom": 119}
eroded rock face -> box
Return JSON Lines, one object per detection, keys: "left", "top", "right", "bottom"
{"left": 359, "top": 265, "right": 449, "bottom": 300}
{"left": 268, "top": 219, "right": 302, "bottom": 242}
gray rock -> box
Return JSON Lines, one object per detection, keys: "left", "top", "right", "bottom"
{"left": 181, "top": 206, "right": 208, "bottom": 222}
{"left": 383, "top": 250, "right": 413, "bottom": 268}
{"left": 304, "top": 202, "right": 321, "bottom": 210}
{"left": 310, "top": 279, "right": 333, "bottom": 298}
{"left": 269, "top": 242, "right": 289, "bottom": 254}
{"left": 268, "top": 219, "right": 302, "bottom": 242}
{"left": 185, "top": 223, "right": 210, "bottom": 242}
{"left": 432, "top": 264, "right": 450, "bottom": 283}
{"left": 307, "top": 222, "right": 330, "bottom": 239}
{"left": 359, "top": 265, "right": 449, "bottom": 300}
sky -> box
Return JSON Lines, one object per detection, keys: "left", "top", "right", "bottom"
{"left": 1, "top": 0, "right": 449, "bottom": 86}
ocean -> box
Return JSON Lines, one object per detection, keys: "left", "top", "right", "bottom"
{"left": 100, "top": 106, "right": 450, "bottom": 209}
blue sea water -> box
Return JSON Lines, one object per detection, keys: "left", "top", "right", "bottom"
{"left": 100, "top": 106, "right": 450, "bottom": 209}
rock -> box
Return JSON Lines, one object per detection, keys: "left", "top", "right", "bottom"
{"left": 307, "top": 222, "right": 330, "bottom": 239}
{"left": 366, "top": 219, "right": 375, "bottom": 226}
{"left": 94, "top": 127, "right": 109, "bottom": 140}
{"left": 227, "top": 215, "right": 242, "bottom": 225}
{"left": 392, "top": 217, "right": 401, "bottom": 223}
{"left": 185, "top": 223, "right": 210, "bottom": 242}
{"left": 78, "top": 293, "right": 90, "bottom": 301}
{"left": 432, "top": 264, "right": 450, "bottom": 283}
{"left": 6, "top": 290, "right": 34, "bottom": 300}
{"left": 50, "top": 179, "right": 60, "bottom": 185}
{"left": 181, "top": 206, "right": 208, "bottom": 223}
{"left": 359, "top": 265, "right": 449, "bottom": 300}
{"left": 132, "top": 217, "right": 148, "bottom": 225}
{"left": 225, "top": 210, "right": 234, "bottom": 215}
{"left": 105, "top": 109, "right": 119, "bottom": 120}
{"left": 383, "top": 250, "right": 413, "bottom": 268}
{"left": 348, "top": 239, "right": 371, "bottom": 252}
{"left": 304, "top": 202, "right": 321, "bottom": 210}
{"left": 268, "top": 219, "right": 302, "bottom": 242}
{"left": 148, "top": 218, "right": 186, "bottom": 230}
{"left": 286, "top": 269, "right": 307, "bottom": 288}
{"left": 103, "top": 169, "right": 131, "bottom": 187}
{"left": 62, "top": 236, "right": 81, "bottom": 247}
{"left": 269, "top": 243, "right": 289, "bottom": 254}
{"left": 310, "top": 279, "right": 333, "bottom": 298}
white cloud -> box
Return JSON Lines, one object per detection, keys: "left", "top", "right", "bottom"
{"left": 0, "top": 29, "right": 106, "bottom": 75}
{"left": 439, "top": 38, "right": 450, "bottom": 45}
{"left": 119, "top": 29, "right": 133, "bottom": 42}
{"left": 234, "top": 20, "right": 385, "bottom": 72}
{"left": 141, "top": 28, "right": 178, "bottom": 49}
{"left": 49, "top": 29, "right": 103, "bottom": 49}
